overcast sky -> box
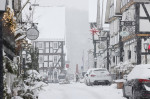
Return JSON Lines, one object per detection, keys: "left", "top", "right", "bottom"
{"left": 22, "top": 0, "right": 108, "bottom": 39}
{"left": 23, "top": 0, "right": 90, "bottom": 39}
{"left": 22, "top": 0, "right": 108, "bottom": 73}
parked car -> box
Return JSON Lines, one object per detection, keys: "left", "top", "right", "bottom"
{"left": 58, "top": 73, "right": 70, "bottom": 84}
{"left": 42, "top": 74, "right": 49, "bottom": 84}
{"left": 80, "top": 72, "right": 86, "bottom": 83}
{"left": 84, "top": 68, "right": 112, "bottom": 86}
{"left": 123, "top": 64, "right": 150, "bottom": 99}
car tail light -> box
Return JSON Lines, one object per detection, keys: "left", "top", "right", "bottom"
{"left": 139, "top": 79, "right": 150, "bottom": 83}
{"left": 91, "top": 74, "right": 96, "bottom": 77}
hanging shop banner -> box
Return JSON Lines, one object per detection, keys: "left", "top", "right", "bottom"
{"left": 120, "top": 31, "right": 129, "bottom": 37}
{"left": 26, "top": 28, "right": 39, "bottom": 40}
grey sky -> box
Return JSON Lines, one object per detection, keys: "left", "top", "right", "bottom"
{"left": 22, "top": 0, "right": 102, "bottom": 73}
{"left": 22, "top": 0, "right": 89, "bottom": 39}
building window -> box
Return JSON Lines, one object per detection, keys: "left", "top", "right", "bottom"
{"left": 109, "top": 0, "right": 114, "bottom": 18}
{"left": 39, "top": 50, "right": 43, "bottom": 53}
{"left": 128, "top": 50, "right": 131, "bottom": 59}
{"left": 44, "top": 55, "right": 48, "bottom": 61}
{"left": 53, "top": 55, "right": 58, "bottom": 63}
{"left": 46, "top": 42, "right": 49, "bottom": 48}
{"left": 44, "top": 62, "right": 48, "bottom": 67}
{"left": 113, "top": 56, "right": 115, "bottom": 63}
{"left": 46, "top": 49, "right": 49, "bottom": 53}
{"left": 38, "top": 42, "right": 43, "bottom": 49}
{"left": 53, "top": 42, "right": 58, "bottom": 49}
{"left": 121, "top": 0, "right": 130, "bottom": 8}
{"left": 39, "top": 55, "right": 44, "bottom": 63}
{"left": 49, "top": 55, "right": 53, "bottom": 61}
{"left": 39, "top": 64, "right": 43, "bottom": 68}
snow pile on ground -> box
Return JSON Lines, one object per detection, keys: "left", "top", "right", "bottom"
{"left": 11, "top": 96, "right": 23, "bottom": 99}
{"left": 127, "top": 64, "right": 150, "bottom": 80}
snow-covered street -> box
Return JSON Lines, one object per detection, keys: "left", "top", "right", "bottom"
{"left": 38, "top": 83, "right": 127, "bottom": 99}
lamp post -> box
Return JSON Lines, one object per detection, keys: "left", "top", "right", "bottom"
{"left": 21, "top": 43, "right": 25, "bottom": 74}
{"left": 30, "top": 46, "right": 34, "bottom": 82}
{"left": 90, "top": 28, "right": 99, "bottom": 68}
{"left": 88, "top": 49, "right": 93, "bottom": 69}
{"left": 106, "top": 32, "right": 110, "bottom": 71}
{"left": 0, "top": 0, "right": 7, "bottom": 98}
{"left": 144, "top": 43, "right": 149, "bottom": 64}
{"left": 22, "top": 50, "right": 26, "bottom": 79}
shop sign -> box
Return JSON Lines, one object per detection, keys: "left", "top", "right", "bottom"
{"left": 120, "top": 31, "right": 129, "bottom": 37}
{"left": 26, "top": 28, "right": 39, "bottom": 40}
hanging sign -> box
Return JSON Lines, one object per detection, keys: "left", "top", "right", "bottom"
{"left": 120, "top": 31, "right": 129, "bottom": 37}
{"left": 26, "top": 28, "right": 39, "bottom": 40}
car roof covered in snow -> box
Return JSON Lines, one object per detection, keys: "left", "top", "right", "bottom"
{"left": 86, "top": 68, "right": 107, "bottom": 73}
{"left": 127, "top": 64, "right": 150, "bottom": 80}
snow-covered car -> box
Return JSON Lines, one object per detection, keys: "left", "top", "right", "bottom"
{"left": 84, "top": 68, "right": 112, "bottom": 86}
{"left": 42, "top": 74, "right": 49, "bottom": 84}
{"left": 123, "top": 64, "right": 150, "bottom": 99}
{"left": 79, "top": 72, "right": 86, "bottom": 83}
{"left": 58, "top": 74, "right": 70, "bottom": 84}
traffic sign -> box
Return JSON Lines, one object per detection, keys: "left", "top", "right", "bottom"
{"left": 26, "top": 28, "right": 39, "bottom": 40}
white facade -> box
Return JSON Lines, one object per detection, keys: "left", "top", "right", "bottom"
{"left": 105, "top": 0, "right": 150, "bottom": 77}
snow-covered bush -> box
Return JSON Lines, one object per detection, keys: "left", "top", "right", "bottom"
{"left": 3, "top": 56, "right": 18, "bottom": 99}
{"left": 24, "top": 70, "right": 42, "bottom": 85}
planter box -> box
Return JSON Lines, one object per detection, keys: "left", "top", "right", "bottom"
{"left": 114, "top": 79, "right": 125, "bottom": 89}
{"left": 117, "top": 82, "right": 123, "bottom": 89}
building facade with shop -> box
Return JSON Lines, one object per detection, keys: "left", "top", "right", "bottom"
{"left": 105, "top": 0, "right": 150, "bottom": 78}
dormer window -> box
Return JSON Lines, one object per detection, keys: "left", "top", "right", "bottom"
{"left": 121, "top": 0, "right": 130, "bottom": 8}
{"left": 109, "top": 0, "right": 115, "bottom": 18}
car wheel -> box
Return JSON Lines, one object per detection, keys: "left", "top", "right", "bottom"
{"left": 132, "top": 90, "right": 140, "bottom": 99}
{"left": 122, "top": 86, "right": 128, "bottom": 98}
{"left": 86, "top": 80, "right": 90, "bottom": 86}
{"left": 85, "top": 80, "right": 88, "bottom": 85}
{"left": 106, "top": 81, "right": 111, "bottom": 86}
{"left": 89, "top": 80, "right": 93, "bottom": 86}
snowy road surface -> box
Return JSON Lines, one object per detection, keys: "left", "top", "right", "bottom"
{"left": 38, "top": 82, "right": 127, "bottom": 99}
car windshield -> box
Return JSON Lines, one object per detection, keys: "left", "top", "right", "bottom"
{"left": 94, "top": 69, "right": 107, "bottom": 71}
{"left": 144, "top": 83, "right": 150, "bottom": 87}
{"left": 58, "top": 74, "right": 66, "bottom": 79}
{"left": 93, "top": 69, "right": 109, "bottom": 75}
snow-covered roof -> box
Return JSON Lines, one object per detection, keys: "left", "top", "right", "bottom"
{"left": 15, "top": 29, "right": 26, "bottom": 36}
{"left": 34, "top": 38, "right": 65, "bottom": 41}
{"left": 127, "top": 64, "right": 150, "bottom": 80}
{"left": 15, "top": 35, "right": 26, "bottom": 41}
{"left": 86, "top": 68, "right": 107, "bottom": 73}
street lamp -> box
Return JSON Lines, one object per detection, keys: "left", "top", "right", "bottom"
{"left": 144, "top": 43, "right": 149, "bottom": 64}
{"left": 22, "top": 50, "right": 26, "bottom": 78}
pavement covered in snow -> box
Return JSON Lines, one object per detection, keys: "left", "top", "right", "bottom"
{"left": 38, "top": 82, "right": 127, "bottom": 99}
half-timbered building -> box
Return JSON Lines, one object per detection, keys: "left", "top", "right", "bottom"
{"left": 105, "top": 0, "right": 150, "bottom": 78}
{"left": 33, "top": 39, "right": 65, "bottom": 81}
